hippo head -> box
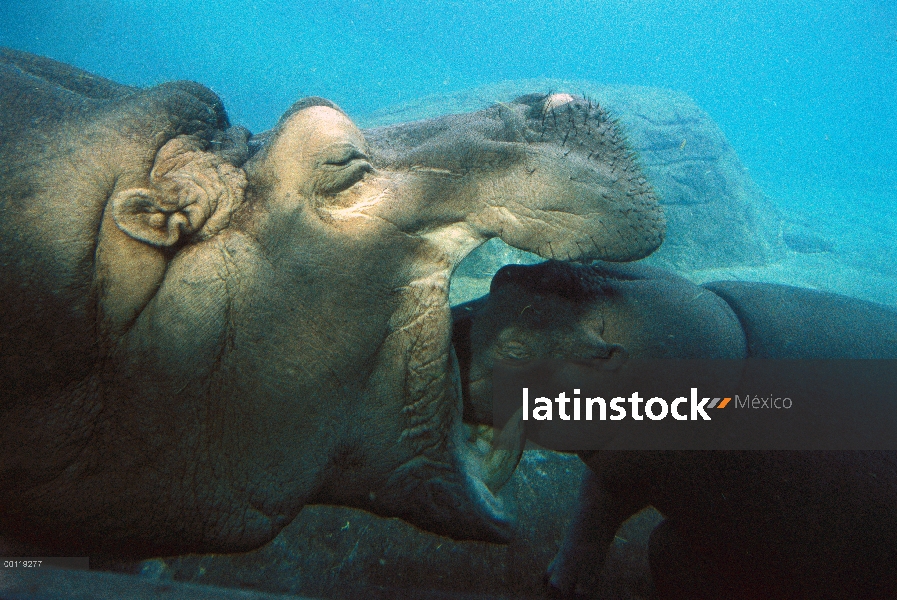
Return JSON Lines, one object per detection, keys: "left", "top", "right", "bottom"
{"left": 452, "top": 261, "right": 746, "bottom": 425}
{"left": 0, "top": 50, "right": 663, "bottom": 557}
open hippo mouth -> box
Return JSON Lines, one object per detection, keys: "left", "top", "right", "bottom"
{"left": 372, "top": 404, "right": 525, "bottom": 544}
{"left": 343, "top": 92, "right": 662, "bottom": 543}
{"left": 358, "top": 270, "right": 527, "bottom": 544}
{"left": 213, "top": 91, "right": 659, "bottom": 549}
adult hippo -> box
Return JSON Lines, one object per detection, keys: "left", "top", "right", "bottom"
{"left": 453, "top": 260, "right": 897, "bottom": 599}
{"left": 0, "top": 48, "right": 664, "bottom": 559}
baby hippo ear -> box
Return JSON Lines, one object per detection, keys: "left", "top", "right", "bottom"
{"left": 111, "top": 136, "right": 247, "bottom": 247}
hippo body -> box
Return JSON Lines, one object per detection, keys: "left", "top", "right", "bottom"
{"left": 704, "top": 279, "right": 897, "bottom": 359}
{"left": 453, "top": 260, "right": 897, "bottom": 599}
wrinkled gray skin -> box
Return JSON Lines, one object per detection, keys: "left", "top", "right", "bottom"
{"left": 455, "top": 260, "right": 897, "bottom": 600}
{"left": 0, "top": 49, "right": 663, "bottom": 558}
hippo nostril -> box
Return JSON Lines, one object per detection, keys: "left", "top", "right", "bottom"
{"left": 570, "top": 343, "right": 612, "bottom": 361}
{"left": 601, "top": 344, "right": 628, "bottom": 371}
{"left": 568, "top": 343, "right": 627, "bottom": 371}
{"left": 589, "top": 343, "right": 622, "bottom": 359}
{"left": 541, "top": 93, "right": 576, "bottom": 116}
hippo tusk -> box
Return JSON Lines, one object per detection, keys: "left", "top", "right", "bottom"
{"left": 482, "top": 408, "right": 526, "bottom": 493}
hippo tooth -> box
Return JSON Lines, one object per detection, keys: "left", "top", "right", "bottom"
{"left": 482, "top": 408, "right": 526, "bottom": 493}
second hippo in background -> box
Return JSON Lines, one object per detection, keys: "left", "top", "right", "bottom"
{"left": 452, "top": 260, "right": 897, "bottom": 600}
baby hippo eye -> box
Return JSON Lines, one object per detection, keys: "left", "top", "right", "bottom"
{"left": 496, "top": 340, "right": 533, "bottom": 361}
{"left": 315, "top": 145, "right": 374, "bottom": 194}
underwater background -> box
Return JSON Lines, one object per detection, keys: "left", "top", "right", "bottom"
{"left": 2, "top": 3, "right": 897, "bottom": 599}
{"left": 1, "top": 0, "right": 894, "bottom": 225}
{"left": 6, "top": 0, "right": 896, "bottom": 308}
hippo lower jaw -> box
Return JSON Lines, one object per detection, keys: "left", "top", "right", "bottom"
{"left": 450, "top": 405, "right": 525, "bottom": 542}
{"left": 358, "top": 265, "right": 525, "bottom": 543}
{"left": 371, "top": 395, "right": 524, "bottom": 543}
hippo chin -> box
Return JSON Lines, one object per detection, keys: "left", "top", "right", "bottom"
{"left": 454, "top": 260, "right": 897, "bottom": 599}
{"left": 0, "top": 49, "right": 663, "bottom": 558}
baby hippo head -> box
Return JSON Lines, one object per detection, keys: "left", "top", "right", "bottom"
{"left": 454, "top": 261, "right": 628, "bottom": 423}
{"left": 453, "top": 260, "right": 749, "bottom": 425}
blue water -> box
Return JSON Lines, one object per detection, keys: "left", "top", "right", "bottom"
{"left": 1, "top": 0, "right": 895, "bottom": 256}
{"left": 2, "top": 0, "right": 894, "bottom": 192}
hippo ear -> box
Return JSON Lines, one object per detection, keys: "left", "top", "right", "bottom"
{"left": 111, "top": 188, "right": 193, "bottom": 247}
{"left": 111, "top": 136, "right": 247, "bottom": 247}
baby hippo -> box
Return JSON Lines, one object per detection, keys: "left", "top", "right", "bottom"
{"left": 452, "top": 260, "right": 897, "bottom": 600}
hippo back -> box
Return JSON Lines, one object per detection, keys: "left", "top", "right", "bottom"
{"left": 704, "top": 281, "right": 897, "bottom": 358}
{"left": 586, "top": 261, "right": 748, "bottom": 360}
